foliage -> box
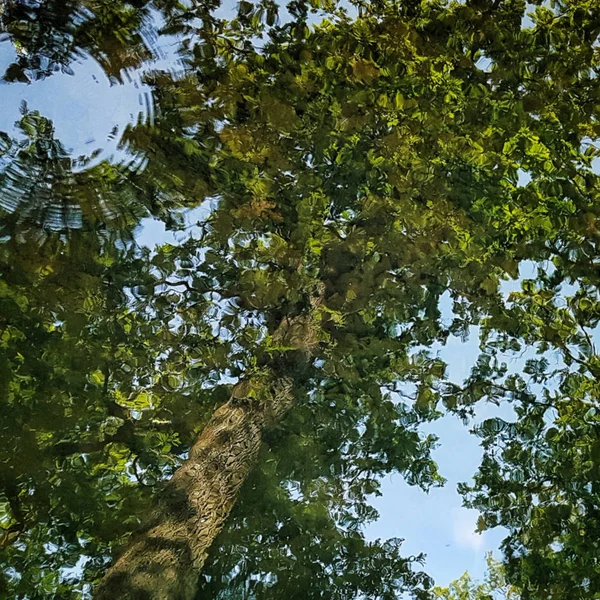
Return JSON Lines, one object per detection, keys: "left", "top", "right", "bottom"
{"left": 0, "top": 0, "right": 170, "bottom": 82}
{"left": 460, "top": 263, "right": 600, "bottom": 599}
{"left": 1, "top": 0, "right": 600, "bottom": 598}
{"left": 0, "top": 103, "right": 148, "bottom": 233}
{"left": 432, "top": 555, "right": 519, "bottom": 600}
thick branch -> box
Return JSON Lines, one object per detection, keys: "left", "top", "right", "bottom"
{"left": 93, "top": 376, "right": 293, "bottom": 600}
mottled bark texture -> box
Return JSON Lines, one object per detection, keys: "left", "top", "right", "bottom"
{"left": 93, "top": 376, "right": 293, "bottom": 600}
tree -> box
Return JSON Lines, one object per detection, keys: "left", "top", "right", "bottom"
{"left": 0, "top": 0, "right": 185, "bottom": 82}
{"left": 460, "top": 256, "right": 600, "bottom": 599}
{"left": 2, "top": 0, "right": 600, "bottom": 598}
{"left": 432, "top": 555, "right": 520, "bottom": 600}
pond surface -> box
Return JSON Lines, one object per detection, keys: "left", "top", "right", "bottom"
{"left": 1, "top": 2, "right": 598, "bottom": 600}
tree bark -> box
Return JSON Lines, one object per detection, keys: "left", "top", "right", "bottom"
{"left": 93, "top": 376, "right": 293, "bottom": 600}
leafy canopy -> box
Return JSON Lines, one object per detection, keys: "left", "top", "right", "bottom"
{"left": 2, "top": 0, "right": 600, "bottom": 598}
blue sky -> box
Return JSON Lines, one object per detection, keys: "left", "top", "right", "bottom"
{"left": 368, "top": 333, "right": 510, "bottom": 586}
{"left": 0, "top": 4, "right": 555, "bottom": 589}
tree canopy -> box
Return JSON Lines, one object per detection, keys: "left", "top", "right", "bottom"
{"left": 432, "top": 555, "right": 520, "bottom": 600}
{"left": 2, "top": 0, "right": 600, "bottom": 598}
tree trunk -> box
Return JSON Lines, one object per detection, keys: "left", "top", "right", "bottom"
{"left": 93, "top": 376, "right": 293, "bottom": 600}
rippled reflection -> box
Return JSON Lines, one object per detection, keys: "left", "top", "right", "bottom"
{"left": 0, "top": 104, "right": 152, "bottom": 233}
{"left": 0, "top": 0, "right": 157, "bottom": 81}
{"left": 0, "top": 0, "right": 187, "bottom": 230}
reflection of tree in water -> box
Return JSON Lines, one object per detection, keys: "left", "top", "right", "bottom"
{"left": 0, "top": 0, "right": 192, "bottom": 232}
{"left": 0, "top": 103, "right": 148, "bottom": 233}
{"left": 6, "top": 1, "right": 600, "bottom": 599}
{"left": 0, "top": 0, "right": 165, "bottom": 82}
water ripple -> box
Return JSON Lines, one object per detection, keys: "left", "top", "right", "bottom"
{"left": 0, "top": 1, "right": 184, "bottom": 229}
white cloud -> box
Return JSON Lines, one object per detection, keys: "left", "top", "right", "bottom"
{"left": 452, "top": 507, "right": 485, "bottom": 551}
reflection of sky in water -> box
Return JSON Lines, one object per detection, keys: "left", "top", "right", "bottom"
{"left": 0, "top": 9, "right": 182, "bottom": 172}
{"left": 369, "top": 260, "right": 579, "bottom": 588}
{"left": 2, "top": 0, "right": 591, "bottom": 588}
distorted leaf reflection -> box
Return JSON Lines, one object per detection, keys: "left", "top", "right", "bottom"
{"left": 2, "top": 1, "right": 600, "bottom": 599}
{"left": 0, "top": 0, "right": 187, "bottom": 230}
